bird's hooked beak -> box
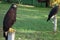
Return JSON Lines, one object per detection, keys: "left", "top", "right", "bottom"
{"left": 15, "top": 4, "right": 19, "bottom": 7}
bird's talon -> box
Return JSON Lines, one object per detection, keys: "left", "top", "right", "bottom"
{"left": 8, "top": 28, "right": 15, "bottom": 33}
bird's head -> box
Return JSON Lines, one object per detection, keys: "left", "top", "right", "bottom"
{"left": 11, "top": 3, "right": 17, "bottom": 8}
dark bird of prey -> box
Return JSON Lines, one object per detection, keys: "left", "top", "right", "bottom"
{"left": 3, "top": 4, "right": 17, "bottom": 40}
{"left": 47, "top": 6, "right": 59, "bottom": 22}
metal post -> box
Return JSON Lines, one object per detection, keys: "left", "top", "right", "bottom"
{"left": 53, "top": 15, "right": 57, "bottom": 32}
{"left": 8, "top": 31, "right": 15, "bottom": 40}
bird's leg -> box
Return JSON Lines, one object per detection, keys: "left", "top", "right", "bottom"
{"left": 8, "top": 28, "right": 16, "bottom": 33}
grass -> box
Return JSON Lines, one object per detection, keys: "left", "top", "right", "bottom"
{"left": 0, "top": 3, "right": 60, "bottom": 40}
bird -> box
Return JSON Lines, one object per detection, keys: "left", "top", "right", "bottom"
{"left": 3, "top": 4, "right": 17, "bottom": 40}
{"left": 47, "top": 6, "right": 59, "bottom": 22}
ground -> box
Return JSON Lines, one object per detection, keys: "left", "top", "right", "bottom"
{"left": 0, "top": 3, "right": 60, "bottom": 40}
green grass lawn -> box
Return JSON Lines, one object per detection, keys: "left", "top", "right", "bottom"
{"left": 0, "top": 3, "right": 60, "bottom": 40}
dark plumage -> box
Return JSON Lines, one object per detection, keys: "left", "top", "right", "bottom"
{"left": 47, "top": 6, "right": 59, "bottom": 21}
{"left": 3, "top": 4, "right": 17, "bottom": 40}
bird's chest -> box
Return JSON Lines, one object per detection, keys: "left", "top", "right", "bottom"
{"left": 8, "top": 9, "right": 16, "bottom": 19}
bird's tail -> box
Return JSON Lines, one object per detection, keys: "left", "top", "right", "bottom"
{"left": 47, "top": 19, "right": 49, "bottom": 22}
{"left": 47, "top": 18, "right": 50, "bottom": 22}
{"left": 3, "top": 31, "right": 8, "bottom": 40}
